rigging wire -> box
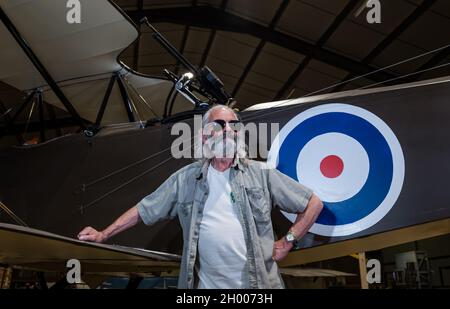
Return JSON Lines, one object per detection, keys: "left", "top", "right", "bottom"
{"left": 240, "top": 43, "right": 450, "bottom": 123}
{"left": 126, "top": 84, "right": 145, "bottom": 128}
{"left": 122, "top": 75, "right": 160, "bottom": 119}
{"left": 0, "top": 201, "right": 28, "bottom": 227}
{"left": 82, "top": 143, "right": 171, "bottom": 188}
{"left": 243, "top": 61, "right": 450, "bottom": 123}
{"left": 302, "top": 43, "right": 450, "bottom": 98}
{"left": 22, "top": 98, "right": 36, "bottom": 138}
{"left": 79, "top": 155, "right": 175, "bottom": 211}
{"left": 358, "top": 62, "right": 450, "bottom": 90}
{"left": 78, "top": 135, "right": 196, "bottom": 211}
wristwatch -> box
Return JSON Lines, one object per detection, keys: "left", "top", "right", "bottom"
{"left": 285, "top": 230, "right": 298, "bottom": 244}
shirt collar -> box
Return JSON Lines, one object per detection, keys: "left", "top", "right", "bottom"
{"left": 195, "top": 157, "right": 246, "bottom": 180}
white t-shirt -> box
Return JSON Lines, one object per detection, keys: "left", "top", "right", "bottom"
{"left": 197, "top": 166, "right": 248, "bottom": 289}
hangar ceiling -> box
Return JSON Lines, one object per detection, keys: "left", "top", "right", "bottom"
{"left": 117, "top": 0, "right": 450, "bottom": 110}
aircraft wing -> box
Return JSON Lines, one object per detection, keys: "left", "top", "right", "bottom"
{"left": 0, "top": 0, "right": 137, "bottom": 90}
{"left": 0, "top": 0, "right": 183, "bottom": 124}
{"left": 0, "top": 222, "right": 180, "bottom": 275}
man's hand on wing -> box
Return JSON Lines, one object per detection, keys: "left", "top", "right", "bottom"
{"left": 77, "top": 226, "right": 106, "bottom": 243}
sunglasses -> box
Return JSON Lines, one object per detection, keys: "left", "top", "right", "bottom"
{"left": 208, "top": 119, "right": 243, "bottom": 132}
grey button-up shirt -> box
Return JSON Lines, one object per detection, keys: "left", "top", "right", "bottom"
{"left": 137, "top": 159, "right": 313, "bottom": 289}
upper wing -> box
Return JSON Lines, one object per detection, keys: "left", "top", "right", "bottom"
{"left": 0, "top": 0, "right": 137, "bottom": 90}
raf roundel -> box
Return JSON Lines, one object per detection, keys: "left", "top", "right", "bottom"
{"left": 268, "top": 104, "right": 405, "bottom": 236}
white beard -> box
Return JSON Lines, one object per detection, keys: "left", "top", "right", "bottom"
{"left": 203, "top": 134, "right": 237, "bottom": 159}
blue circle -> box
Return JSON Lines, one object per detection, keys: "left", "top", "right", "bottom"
{"left": 277, "top": 112, "right": 393, "bottom": 225}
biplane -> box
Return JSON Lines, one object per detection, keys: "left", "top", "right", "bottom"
{"left": 0, "top": 0, "right": 449, "bottom": 288}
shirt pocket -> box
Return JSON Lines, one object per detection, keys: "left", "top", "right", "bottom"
{"left": 245, "top": 187, "right": 271, "bottom": 223}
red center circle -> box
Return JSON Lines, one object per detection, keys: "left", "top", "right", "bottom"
{"left": 320, "top": 155, "right": 344, "bottom": 178}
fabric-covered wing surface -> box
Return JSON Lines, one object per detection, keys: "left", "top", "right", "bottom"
{"left": 0, "top": 223, "right": 180, "bottom": 274}
{"left": 0, "top": 0, "right": 137, "bottom": 90}
{"left": 0, "top": 0, "right": 178, "bottom": 124}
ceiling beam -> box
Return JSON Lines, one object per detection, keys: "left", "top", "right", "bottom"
{"left": 199, "top": 0, "right": 228, "bottom": 68}
{"left": 126, "top": 6, "right": 397, "bottom": 83}
{"left": 365, "top": 0, "right": 437, "bottom": 64}
{"left": 273, "top": 0, "right": 361, "bottom": 100}
{"left": 232, "top": 0, "right": 290, "bottom": 97}
{"left": 174, "top": 25, "right": 190, "bottom": 75}
{"left": 200, "top": 30, "right": 216, "bottom": 68}
{"left": 174, "top": 0, "right": 197, "bottom": 75}
{"left": 333, "top": 0, "right": 437, "bottom": 92}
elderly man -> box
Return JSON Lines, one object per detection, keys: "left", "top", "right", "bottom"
{"left": 78, "top": 105, "right": 323, "bottom": 289}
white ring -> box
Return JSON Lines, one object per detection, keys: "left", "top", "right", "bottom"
{"left": 296, "top": 132, "right": 370, "bottom": 203}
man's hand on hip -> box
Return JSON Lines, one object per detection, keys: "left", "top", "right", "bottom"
{"left": 272, "top": 237, "right": 293, "bottom": 262}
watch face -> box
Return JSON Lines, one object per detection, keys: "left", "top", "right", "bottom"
{"left": 286, "top": 233, "right": 295, "bottom": 242}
